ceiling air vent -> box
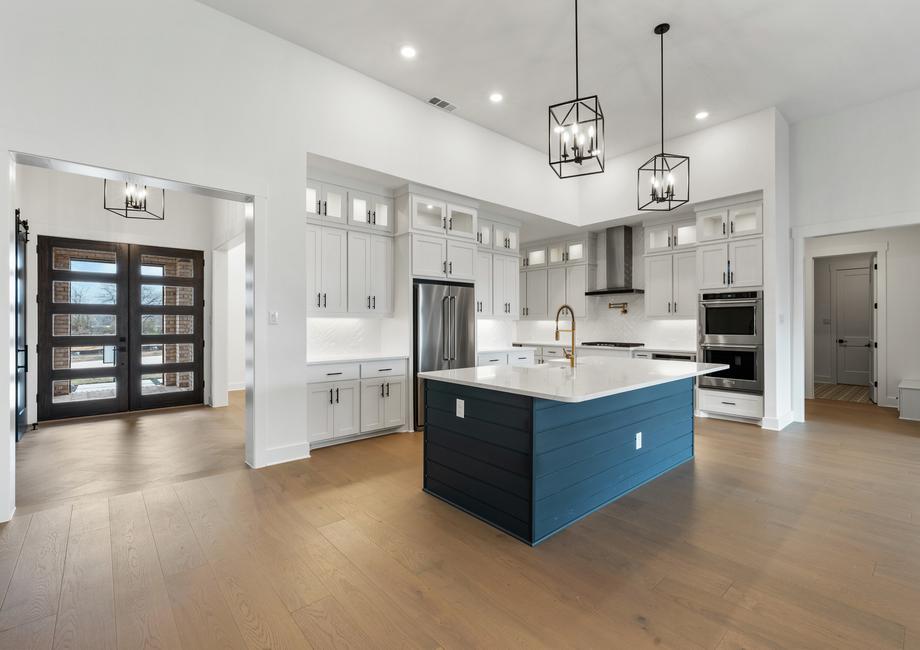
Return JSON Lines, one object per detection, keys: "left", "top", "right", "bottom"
{"left": 427, "top": 96, "right": 457, "bottom": 112}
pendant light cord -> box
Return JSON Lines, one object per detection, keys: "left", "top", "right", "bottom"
{"left": 574, "top": 0, "right": 579, "bottom": 98}
{"left": 660, "top": 29, "right": 664, "bottom": 154}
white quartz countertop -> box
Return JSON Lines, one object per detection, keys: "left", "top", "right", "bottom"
{"left": 419, "top": 356, "right": 728, "bottom": 403}
{"left": 307, "top": 353, "right": 408, "bottom": 366}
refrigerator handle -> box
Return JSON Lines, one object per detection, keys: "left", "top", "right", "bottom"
{"left": 449, "top": 295, "right": 457, "bottom": 361}
{"left": 441, "top": 295, "right": 450, "bottom": 361}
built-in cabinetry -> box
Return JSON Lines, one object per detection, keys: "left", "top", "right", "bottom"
{"left": 477, "top": 349, "right": 535, "bottom": 367}
{"left": 695, "top": 201, "right": 764, "bottom": 290}
{"left": 644, "top": 219, "right": 697, "bottom": 254}
{"left": 349, "top": 191, "right": 395, "bottom": 233}
{"left": 477, "top": 219, "right": 520, "bottom": 253}
{"left": 307, "top": 358, "right": 408, "bottom": 447}
{"left": 306, "top": 180, "right": 349, "bottom": 226}
{"left": 410, "top": 234, "right": 476, "bottom": 281}
{"left": 644, "top": 251, "right": 698, "bottom": 318}
{"left": 475, "top": 252, "right": 519, "bottom": 318}
{"left": 696, "top": 203, "right": 763, "bottom": 242}
{"left": 520, "top": 234, "right": 596, "bottom": 320}
{"left": 347, "top": 232, "right": 393, "bottom": 314}
{"left": 306, "top": 223, "right": 349, "bottom": 314}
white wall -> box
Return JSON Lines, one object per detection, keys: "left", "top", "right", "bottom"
{"left": 226, "top": 242, "right": 245, "bottom": 390}
{"left": 16, "top": 164, "right": 227, "bottom": 422}
{"left": 805, "top": 227, "right": 920, "bottom": 405}
{"left": 0, "top": 0, "right": 585, "bottom": 518}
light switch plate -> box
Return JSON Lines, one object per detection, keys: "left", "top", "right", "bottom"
{"left": 635, "top": 431, "right": 642, "bottom": 449}
{"left": 269, "top": 310, "right": 280, "bottom": 325}
{"left": 456, "top": 398, "right": 465, "bottom": 418}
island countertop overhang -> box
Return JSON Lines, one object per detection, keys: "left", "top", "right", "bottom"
{"left": 418, "top": 358, "right": 729, "bottom": 403}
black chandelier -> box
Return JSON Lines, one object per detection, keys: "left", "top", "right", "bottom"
{"left": 548, "top": 0, "right": 605, "bottom": 179}
{"left": 103, "top": 179, "right": 165, "bottom": 220}
{"left": 638, "top": 23, "right": 689, "bottom": 211}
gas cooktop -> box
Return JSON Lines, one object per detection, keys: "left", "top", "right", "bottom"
{"left": 581, "top": 341, "right": 645, "bottom": 348}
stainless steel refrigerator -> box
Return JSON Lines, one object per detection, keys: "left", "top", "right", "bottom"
{"left": 414, "top": 280, "right": 476, "bottom": 428}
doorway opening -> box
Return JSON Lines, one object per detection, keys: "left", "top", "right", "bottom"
{"left": 812, "top": 253, "right": 877, "bottom": 404}
{"left": 11, "top": 154, "right": 255, "bottom": 513}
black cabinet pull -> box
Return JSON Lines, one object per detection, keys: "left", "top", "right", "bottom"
{"left": 722, "top": 221, "right": 726, "bottom": 235}
{"left": 667, "top": 302, "right": 671, "bottom": 313}
{"left": 335, "top": 388, "right": 340, "bottom": 403}
{"left": 323, "top": 293, "right": 327, "bottom": 307}
{"left": 367, "top": 295, "right": 371, "bottom": 309}
{"left": 721, "top": 401, "right": 736, "bottom": 406}
{"left": 722, "top": 271, "right": 726, "bottom": 285}
{"left": 448, "top": 261, "right": 452, "bottom": 274}
{"left": 323, "top": 200, "right": 327, "bottom": 216}
{"left": 380, "top": 383, "right": 385, "bottom": 397}
{"left": 442, "top": 260, "right": 447, "bottom": 273}
{"left": 372, "top": 296, "right": 376, "bottom": 309}
{"left": 674, "top": 302, "right": 677, "bottom": 312}
{"left": 366, "top": 210, "right": 371, "bottom": 223}
{"left": 317, "top": 292, "right": 322, "bottom": 307}
{"left": 326, "top": 372, "right": 342, "bottom": 376}
{"left": 329, "top": 388, "right": 333, "bottom": 404}
{"left": 668, "top": 235, "right": 672, "bottom": 248}
{"left": 448, "top": 217, "right": 453, "bottom": 230}
{"left": 386, "top": 383, "right": 390, "bottom": 397}
{"left": 372, "top": 210, "right": 376, "bottom": 224}
{"left": 730, "top": 221, "right": 735, "bottom": 234}
{"left": 378, "top": 368, "right": 392, "bottom": 372}
{"left": 316, "top": 200, "right": 321, "bottom": 214}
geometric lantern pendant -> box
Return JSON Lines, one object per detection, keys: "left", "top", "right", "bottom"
{"left": 548, "top": 0, "right": 605, "bottom": 179}
{"left": 103, "top": 179, "right": 165, "bottom": 220}
{"left": 638, "top": 23, "right": 689, "bottom": 211}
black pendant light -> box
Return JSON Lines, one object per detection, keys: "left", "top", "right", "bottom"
{"left": 103, "top": 179, "right": 165, "bottom": 220}
{"left": 638, "top": 23, "right": 689, "bottom": 211}
{"left": 548, "top": 0, "right": 605, "bottom": 179}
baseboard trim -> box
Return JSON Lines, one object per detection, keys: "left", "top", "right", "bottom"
{"left": 761, "top": 411, "right": 795, "bottom": 431}
{"left": 247, "top": 443, "right": 310, "bottom": 468}
{"left": 227, "top": 383, "right": 246, "bottom": 392}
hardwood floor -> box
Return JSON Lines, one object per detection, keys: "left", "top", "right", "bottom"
{"left": 814, "top": 382, "right": 871, "bottom": 403}
{"left": 2, "top": 397, "right": 919, "bottom": 648}
{"left": 15, "top": 392, "right": 246, "bottom": 514}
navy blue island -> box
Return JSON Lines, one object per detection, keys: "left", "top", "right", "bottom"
{"left": 419, "top": 357, "right": 726, "bottom": 545}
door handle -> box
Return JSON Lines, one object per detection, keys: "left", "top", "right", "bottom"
{"left": 442, "top": 295, "right": 450, "bottom": 360}
{"left": 449, "top": 295, "right": 457, "bottom": 360}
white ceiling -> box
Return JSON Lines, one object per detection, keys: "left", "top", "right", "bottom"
{"left": 199, "top": 0, "right": 920, "bottom": 156}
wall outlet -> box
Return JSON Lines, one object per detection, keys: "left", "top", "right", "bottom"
{"left": 269, "top": 310, "right": 280, "bottom": 325}
{"left": 456, "top": 398, "right": 465, "bottom": 418}
{"left": 635, "top": 431, "right": 642, "bottom": 449}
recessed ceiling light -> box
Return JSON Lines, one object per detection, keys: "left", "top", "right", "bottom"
{"left": 695, "top": 111, "right": 709, "bottom": 120}
{"left": 489, "top": 92, "right": 503, "bottom": 103}
{"left": 400, "top": 45, "right": 417, "bottom": 59}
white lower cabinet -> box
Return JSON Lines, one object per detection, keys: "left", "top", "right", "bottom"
{"left": 307, "top": 380, "right": 360, "bottom": 444}
{"left": 477, "top": 352, "right": 508, "bottom": 366}
{"left": 697, "top": 388, "right": 763, "bottom": 420}
{"left": 360, "top": 377, "right": 406, "bottom": 433}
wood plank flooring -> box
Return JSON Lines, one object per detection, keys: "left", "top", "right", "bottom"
{"left": 1, "top": 396, "right": 919, "bottom": 648}
{"left": 814, "top": 383, "right": 871, "bottom": 403}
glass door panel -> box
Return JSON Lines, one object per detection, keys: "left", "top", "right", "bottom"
{"left": 38, "top": 236, "right": 129, "bottom": 419}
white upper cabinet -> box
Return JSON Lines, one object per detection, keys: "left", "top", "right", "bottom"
{"left": 306, "top": 179, "right": 348, "bottom": 226}
{"left": 411, "top": 234, "right": 448, "bottom": 278}
{"left": 523, "top": 245, "right": 547, "bottom": 268}
{"left": 492, "top": 254, "right": 519, "bottom": 318}
{"left": 547, "top": 267, "right": 566, "bottom": 311}
{"left": 728, "top": 238, "right": 763, "bottom": 287}
{"left": 475, "top": 251, "right": 493, "bottom": 316}
{"left": 644, "top": 255, "right": 673, "bottom": 317}
{"left": 672, "top": 219, "right": 698, "bottom": 249}
{"left": 446, "top": 204, "right": 477, "bottom": 240}
{"left": 696, "top": 207, "right": 729, "bottom": 242}
{"left": 493, "top": 223, "right": 519, "bottom": 253}
{"left": 728, "top": 203, "right": 763, "bottom": 238}
{"left": 446, "top": 240, "right": 476, "bottom": 280}
{"left": 306, "top": 223, "right": 348, "bottom": 315}
{"left": 349, "top": 192, "right": 394, "bottom": 233}
{"left": 523, "top": 269, "right": 548, "bottom": 319}
{"left": 476, "top": 219, "right": 493, "bottom": 248}
{"left": 369, "top": 236, "right": 393, "bottom": 313}
{"left": 349, "top": 232, "right": 393, "bottom": 314}
{"left": 565, "top": 239, "right": 588, "bottom": 264}
{"left": 672, "top": 251, "right": 698, "bottom": 317}
{"left": 350, "top": 191, "right": 371, "bottom": 229}
{"left": 564, "top": 264, "right": 589, "bottom": 318}
{"left": 645, "top": 223, "right": 672, "bottom": 254}
{"left": 411, "top": 196, "right": 448, "bottom": 234}
{"left": 697, "top": 243, "right": 730, "bottom": 290}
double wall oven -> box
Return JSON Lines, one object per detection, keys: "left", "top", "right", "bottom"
{"left": 698, "top": 290, "right": 764, "bottom": 394}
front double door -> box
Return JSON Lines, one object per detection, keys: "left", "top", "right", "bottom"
{"left": 38, "top": 236, "right": 204, "bottom": 421}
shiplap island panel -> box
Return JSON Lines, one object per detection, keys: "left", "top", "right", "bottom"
{"left": 419, "top": 359, "right": 725, "bottom": 545}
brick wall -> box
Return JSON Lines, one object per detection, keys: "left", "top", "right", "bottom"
{"left": 52, "top": 247, "right": 116, "bottom": 270}
{"left": 141, "top": 254, "right": 193, "bottom": 278}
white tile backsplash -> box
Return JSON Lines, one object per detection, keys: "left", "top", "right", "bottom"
{"left": 307, "top": 318, "right": 384, "bottom": 359}
{"left": 514, "top": 293, "right": 697, "bottom": 349}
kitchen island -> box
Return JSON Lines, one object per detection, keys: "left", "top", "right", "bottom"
{"left": 418, "top": 357, "right": 727, "bottom": 545}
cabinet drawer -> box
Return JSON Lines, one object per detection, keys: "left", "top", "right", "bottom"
{"left": 698, "top": 389, "right": 763, "bottom": 419}
{"left": 360, "top": 359, "right": 407, "bottom": 378}
{"left": 477, "top": 353, "right": 508, "bottom": 366}
{"left": 540, "top": 346, "right": 565, "bottom": 358}
{"left": 508, "top": 350, "right": 535, "bottom": 366}
{"left": 307, "top": 363, "right": 359, "bottom": 383}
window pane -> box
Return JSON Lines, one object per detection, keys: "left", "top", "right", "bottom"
{"left": 141, "top": 371, "right": 194, "bottom": 395}
{"left": 140, "top": 254, "right": 193, "bottom": 278}
{"left": 141, "top": 314, "right": 194, "bottom": 335}
{"left": 141, "top": 343, "right": 194, "bottom": 365}
{"left": 52, "top": 280, "right": 117, "bottom": 304}
{"left": 141, "top": 284, "right": 194, "bottom": 306}
{"left": 52, "top": 345, "right": 116, "bottom": 369}
{"left": 52, "top": 376, "right": 117, "bottom": 403}
{"left": 53, "top": 247, "right": 117, "bottom": 273}
{"left": 53, "top": 314, "right": 117, "bottom": 336}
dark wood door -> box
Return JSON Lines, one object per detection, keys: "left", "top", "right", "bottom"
{"left": 37, "top": 237, "right": 205, "bottom": 420}
{"left": 37, "top": 236, "right": 130, "bottom": 420}
{"left": 15, "top": 213, "right": 30, "bottom": 440}
{"left": 128, "top": 244, "right": 204, "bottom": 410}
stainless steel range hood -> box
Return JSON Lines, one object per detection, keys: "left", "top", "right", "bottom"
{"left": 585, "top": 225, "right": 645, "bottom": 295}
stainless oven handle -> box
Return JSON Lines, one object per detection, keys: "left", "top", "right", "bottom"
{"left": 699, "top": 299, "right": 761, "bottom": 306}
{"left": 701, "top": 344, "right": 761, "bottom": 350}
